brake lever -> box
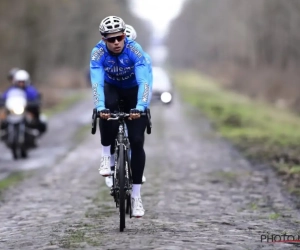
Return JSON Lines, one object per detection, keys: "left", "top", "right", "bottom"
{"left": 146, "top": 108, "right": 152, "bottom": 134}
{"left": 91, "top": 108, "right": 97, "bottom": 134}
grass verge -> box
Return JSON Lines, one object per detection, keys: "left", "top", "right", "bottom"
{"left": 174, "top": 70, "right": 300, "bottom": 197}
{"left": 0, "top": 171, "right": 33, "bottom": 198}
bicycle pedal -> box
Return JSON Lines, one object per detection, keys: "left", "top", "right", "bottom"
{"left": 110, "top": 188, "right": 114, "bottom": 196}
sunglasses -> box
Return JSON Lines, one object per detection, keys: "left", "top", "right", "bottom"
{"left": 104, "top": 34, "right": 125, "bottom": 43}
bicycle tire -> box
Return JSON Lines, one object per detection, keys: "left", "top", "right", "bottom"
{"left": 118, "top": 144, "right": 126, "bottom": 232}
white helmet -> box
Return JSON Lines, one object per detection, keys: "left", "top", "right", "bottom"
{"left": 13, "top": 69, "right": 30, "bottom": 85}
{"left": 125, "top": 24, "right": 137, "bottom": 40}
{"left": 99, "top": 16, "right": 126, "bottom": 36}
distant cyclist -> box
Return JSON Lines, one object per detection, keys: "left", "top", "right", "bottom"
{"left": 125, "top": 24, "right": 153, "bottom": 100}
{"left": 105, "top": 24, "right": 153, "bottom": 189}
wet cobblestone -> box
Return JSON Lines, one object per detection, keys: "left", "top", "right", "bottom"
{"left": 0, "top": 98, "right": 300, "bottom": 249}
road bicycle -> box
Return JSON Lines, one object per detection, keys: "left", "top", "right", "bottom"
{"left": 91, "top": 100, "right": 151, "bottom": 231}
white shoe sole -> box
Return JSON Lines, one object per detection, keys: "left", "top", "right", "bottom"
{"left": 132, "top": 213, "right": 144, "bottom": 218}
{"left": 99, "top": 170, "right": 111, "bottom": 177}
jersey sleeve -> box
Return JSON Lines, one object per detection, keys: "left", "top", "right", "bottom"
{"left": 128, "top": 43, "right": 152, "bottom": 111}
{"left": 144, "top": 53, "right": 153, "bottom": 105}
{"left": 90, "top": 46, "right": 105, "bottom": 111}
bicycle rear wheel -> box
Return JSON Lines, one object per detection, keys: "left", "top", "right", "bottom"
{"left": 118, "top": 144, "right": 126, "bottom": 232}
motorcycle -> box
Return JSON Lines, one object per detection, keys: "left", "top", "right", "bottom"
{"left": 0, "top": 88, "right": 40, "bottom": 159}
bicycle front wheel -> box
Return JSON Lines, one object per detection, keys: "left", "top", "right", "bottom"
{"left": 118, "top": 144, "right": 126, "bottom": 232}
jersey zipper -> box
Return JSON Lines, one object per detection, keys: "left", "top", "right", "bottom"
{"left": 116, "top": 55, "right": 122, "bottom": 89}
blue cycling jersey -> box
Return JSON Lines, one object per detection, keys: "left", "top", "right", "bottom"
{"left": 2, "top": 86, "right": 39, "bottom": 101}
{"left": 90, "top": 37, "right": 152, "bottom": 112}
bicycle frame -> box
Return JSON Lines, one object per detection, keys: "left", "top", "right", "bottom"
{"left": 111, "top": 114, "right": 132, "bottom": 207}
{"left": 90, "top": 104, "right": 151, "bottom": 231}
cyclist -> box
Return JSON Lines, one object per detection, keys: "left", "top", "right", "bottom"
{"left": 105, "top": 24, "right": 152, "bottom": 188}
{"left": 90, "top": 16, "right": 152, "bottom": 217}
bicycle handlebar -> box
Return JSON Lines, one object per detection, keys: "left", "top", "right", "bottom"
{"left": 107, "top": 113, "right": 129, "bottom": 121}
{"left": 91, "top": 109, "right": 151, "bottom": 135}
{"left": 107, "top": 112, "right": 147, "bottom": 121}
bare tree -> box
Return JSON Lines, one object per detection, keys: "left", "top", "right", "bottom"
{"left": 0, "top": 0, "right": 150, "bottom": 89}
{"left": 167, "top": 0, "right": 300, "bottom": 110}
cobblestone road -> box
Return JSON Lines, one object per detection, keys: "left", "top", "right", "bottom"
{"left": 0, "top": 96, "right": 300, "bottom": 249}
